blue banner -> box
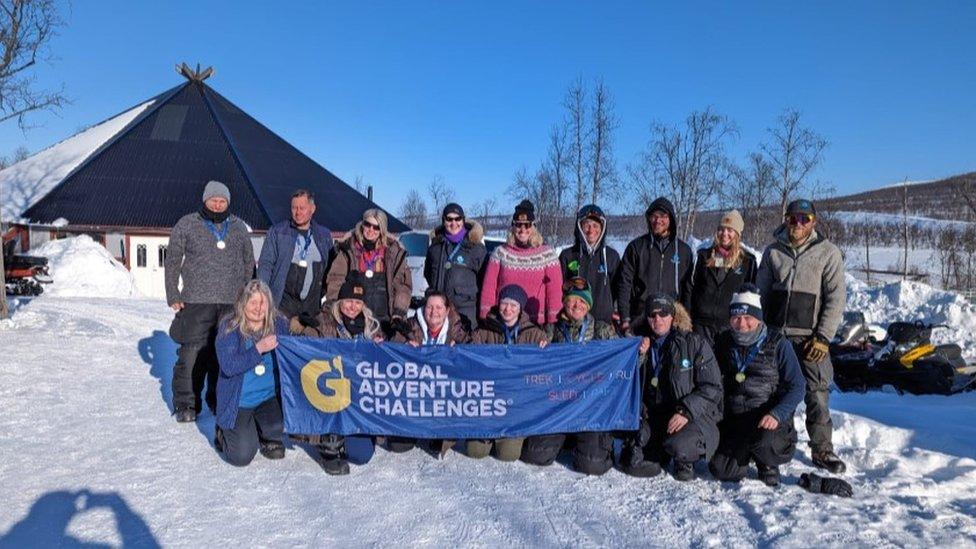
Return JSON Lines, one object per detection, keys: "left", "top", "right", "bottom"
{"left": 276, "top": 337, "right": 642, "bottom": 439}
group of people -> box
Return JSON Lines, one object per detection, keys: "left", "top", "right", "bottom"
{"left": 163, "top": 179, "right": 849, "bottom": 492}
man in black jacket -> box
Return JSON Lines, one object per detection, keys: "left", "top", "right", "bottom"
{"left": 616, "top": 197, "right": 694, "bottom": 334}
{"left": 558, "top": 204, "right": 621, "bottom": 325}
{"left": 622, "top": 294, "right": 723, "bottom": 481}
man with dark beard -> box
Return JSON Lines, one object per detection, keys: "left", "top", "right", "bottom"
{"left": 165, "top": 180, "right": 254, "bottom": 423}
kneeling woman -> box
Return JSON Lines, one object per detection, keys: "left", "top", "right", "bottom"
{"left": 393, "top": 290, "right": 471, "bottom": 454}
{"left": 296, "top": 273, "right": 384, "bottom": 475}
{"left": 521, "top": 277, "right": 618, "bottom": 474}
{"left": 214, "top": 280, "right": 289, "bottom": 466}
{"left": 709, "top": 284, "right": 805, "bottom": 487}
{"left": 468, "top": 285, "right": 548, "bottom": 461}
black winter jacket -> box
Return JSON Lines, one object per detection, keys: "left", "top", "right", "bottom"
{"left": 424, "top": 221, "right": 488, "bottom": 327}
{"left": 634, "top": 321, "right": 723, "bottom": 457}
{"left": 689, "top": 247, "right": 758, "bottom": 328}
{"left": 713, "top": 328, "right": 805, "bottom": 423}
{"left": 616, "top": 198, "right": 694, "bottom": 323}
{"left": 559, "top": 220, "right": 621, "bottom": 324}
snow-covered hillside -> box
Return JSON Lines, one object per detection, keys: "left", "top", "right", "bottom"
{"left": 1, "top": 238, "right": 975, "bottom": 547}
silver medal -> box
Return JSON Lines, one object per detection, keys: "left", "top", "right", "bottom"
{"left": 255, "top": 364, "right": 266, "bottom": 376}
{"left": 444, "top": 262, "right": 452, "bottom": 270}
{"left": 216, "top": 240, "right": 226, "bottom": 250}
{"left": 365, "top": 269, "right": 374, "bottom": 278}
{"left": 650, "top": 377, "right": 659, "bottom": 388}
{"left": 735, "top": 372, "right": 746, "bottom": 383}
{"left": 298, "top": 260, "right": 308, "bottom": 268}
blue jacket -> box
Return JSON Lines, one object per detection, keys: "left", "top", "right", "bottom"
{"left": 257, "top": 220, "right": 334, "bottom": 306}
{"left": 215, "top": 316, "right": 290, "bottom": 430}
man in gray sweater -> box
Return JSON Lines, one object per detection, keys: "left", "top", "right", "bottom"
{"left": 757, "top": 199, "right": 847, "bottom": 474}
{"left": 165, "top": 181, "right": 254, "bottom": 423}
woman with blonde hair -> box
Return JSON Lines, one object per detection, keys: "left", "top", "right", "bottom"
{"left": 689, "top": 209, "right": 758, "bottom": 344}
{"left": 326, "top": 208, "right": 411, "bottom": 338}
{"left": 295, "top": 272, "right": 383, "bottom": 474}
{"left": 214, "top": 280, "right": 290, "bottom": 466}
{"left": 479, "top": 200, "right": 563, "bottom": 326}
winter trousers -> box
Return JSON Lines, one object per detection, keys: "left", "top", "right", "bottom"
{"left": 521, "top": 433, "right": 614, "bottom": 475}
{"left": 386, "top": 436, "right": 416, "bottom": 453}
{"left": 624, "top": 411, "right": 709, "bottom": 470}
{"left": 169, "top": 303, "right": 231, "bottom": 413}
{"left": 466, "top": 438, "right": 525, "bottom": 461}
{"left": 217, "top": 397, "right": 284, "bottom": 467}
{"left": 790, "top": 337, "right": 835, "bottom": 453}
{"left": 708, "top": 412, "right": 797, "bottom": 481}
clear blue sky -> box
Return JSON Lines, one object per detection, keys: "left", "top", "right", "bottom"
{"left": 2, "top": 1, "right": 974, "bottom": 214}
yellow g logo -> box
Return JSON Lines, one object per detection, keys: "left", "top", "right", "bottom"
{"left": 301, "top": 356, "right": 352, "bottom": 412}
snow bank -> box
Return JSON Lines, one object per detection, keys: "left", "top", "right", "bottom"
{"left": 32, "top": 235, "right": 139, "bottom": 298}
{"left": 846, "top": 274, "right": 976, "bottom": 357}
{"left": 0, "top": 100, "right": 155, "bottom": 222}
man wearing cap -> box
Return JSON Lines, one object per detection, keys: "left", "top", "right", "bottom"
{"left": 257, "top": 189, "right": 333, "bottom": 325}
{"left": 709, "top": 284, "right": 805, "bottom": 487}
{"left": 616, "top": 197, "right": 694, "bottom": 335}
{"left": 622, "top": 293, "right": 722, "bottom": 481}
{"left": 521, "top": 277, "right": 618, "bottom": 475}
{"left": 424, "top": 203, "right": 487, "bottom": 329}
{"left": 559, "top": 204, "right": 621, "bottom": 326}
{"left": 469, "top": 284, "right": 549, "bottom": 461}
{"left": 165, "top": 180, "right": 255, "bottom": 423}
{"left": 757, "top": 199, "right": 847, "bottom": 474}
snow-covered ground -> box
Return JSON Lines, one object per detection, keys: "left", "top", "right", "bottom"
{"left": 1, "top": 237, "right": 975, "bottom": 547}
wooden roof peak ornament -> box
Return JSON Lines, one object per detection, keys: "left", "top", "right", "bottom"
{"left": 176, "top": 62, "right": 214, "bottom": 83}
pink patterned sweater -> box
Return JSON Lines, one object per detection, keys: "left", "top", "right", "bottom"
{"left": 479, "top": 244, "right": 564, "bottom": 325}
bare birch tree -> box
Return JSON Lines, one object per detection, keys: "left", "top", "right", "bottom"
{"left": 629, "top": 108, "right": 737, "bottom": 240}
{"left": 761, "top": 109, "right": 828, "bottom": 215}
{"left": 427, "top": 175, "right": 456, "bottom": 217}
{"left": 399, "top": 189, "right": 428, "bottom": 230}
{"left": 588, "top": 78, "right": 618, "bottom": 204}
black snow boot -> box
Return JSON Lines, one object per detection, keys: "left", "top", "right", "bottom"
{"left": 673, "top": 462, "right": 695, "bottom": 482}
{"left": 812, "top": 451, "right": 847, "bottom": 474}
{"left": 757, "top": 464, "right": 780, "bottom": 487}
{"left": 321, "top": 456, "right": 350, "bottom": 476}
{"left": 175, "top": 407, "right": 197, "bottom": 423}
{"left": 260, "top": 442, "right": 285, "bottom": 460}
{"left": 620, "top": 444, "right": 662, "bottom": 478}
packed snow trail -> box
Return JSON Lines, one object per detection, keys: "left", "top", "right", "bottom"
{"left": 1, "top": 296, "right": 975, "bottom": 548}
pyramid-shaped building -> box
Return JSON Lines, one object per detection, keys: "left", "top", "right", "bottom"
{"left": 7, "top": 66, "right": 407, "bottom": 233}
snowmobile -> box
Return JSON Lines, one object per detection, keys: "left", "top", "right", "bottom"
{"left": 3, "top": 238, "right": 52, "bottom": 296}
{"left": 830, "top": 313, "right": 976, "bottom": 395}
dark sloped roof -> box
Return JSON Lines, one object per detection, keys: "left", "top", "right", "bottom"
{"left": 22, "top": 80, "right": 409, "bottom": 232}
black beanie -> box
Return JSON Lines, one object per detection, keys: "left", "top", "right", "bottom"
{"left": 442, "top": 203, "right": 465, "bottom": 219}
{"left": 513, "top": 200, "right": 535, "bottom": 223}
{"left": 339, "top": 272, "right": 367, "bottom": 301}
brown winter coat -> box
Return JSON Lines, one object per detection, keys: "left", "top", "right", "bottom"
{"left": 393, "top": 308, "right": 471, "bottom": 345}
{"left": 472, "top": 309, "right": 549, "bottom": 345}
{"left": 325, "top": 233, "right": 412, "bottom": 317}
{"left": 292, "top": 303, "right": 383, "bottom": 341}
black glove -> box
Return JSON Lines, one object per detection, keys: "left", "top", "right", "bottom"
{"left": 391, "top": 316, "right": 412, "bottom": 338}
{"left": 298, "top": 312, "right": 320, "bottom": 329}
{"left": 799, "top": 473, "right": 853, "bottom": 498}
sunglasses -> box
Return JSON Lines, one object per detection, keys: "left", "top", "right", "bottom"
{"left": 563, "top": 277, "right": 591, "bottom": 292}
{"left": 444, "top": 215, "right": 463, "bottom": 223}
{"left": 362, "top": 220, "right": 381, "bottom": 231}
{"left": 648, "top": 311, "right": 673, "bottom": 319}
{"left": 786, "top": 214, "right": 814, "bottom": 226}
{"left": 512, "top": 221, "right": 533, "bottom": 229}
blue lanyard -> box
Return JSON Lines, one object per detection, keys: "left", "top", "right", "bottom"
{"left": 733, "top": 335, "right": 766, "bottom": 374}
{"left": 298, "top": 232, "right": 313, "bottom": 261}
{"left": 363, "top": 251, "right": 381, "bottom": 272}
{"left": 446, "top": 241, "right": 463, "bottom": 264}
{"left": 557, "top": 317, "right": 588, "bottom": 344}
{"left": 502, "top": 323, "right": 520, "bottom": 344}
{"left": 650, "top": 344, "right": 663, "bottom": 381}
{"left": 207, "top": 220, "right": 229, "bottom": 243}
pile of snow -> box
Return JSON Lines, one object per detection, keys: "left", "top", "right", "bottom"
{"left": 32, "top": 235, "right": 139, "bottom": 298}
{"left": 0, "top": 100, "right": 155, "bottom": 222}
{"left": 834, "top": 211, "right": 973, "bottom": 233}
{"left": 846, "top": 273, "right": 976, "bottom": 357}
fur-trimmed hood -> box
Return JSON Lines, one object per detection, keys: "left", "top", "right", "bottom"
{"left": 673, "top": 302, "right": 693, "bottom": 333}
{"left": 429, "top": 220, "right": 485, "bottom": 245}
